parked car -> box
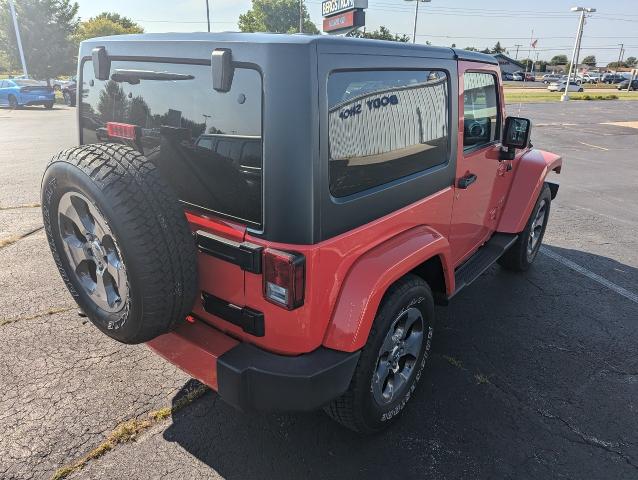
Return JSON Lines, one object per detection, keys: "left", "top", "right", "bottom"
{"left": 548, "top": 79, "right": 584, "bottom": 92}
{"left": 0, "top": 78, "right": 55, "bottom": 108}
{"left": 512, "top": 72, "right": 523, "bottom": 81}
{"left": 542, "top": 73, "right": 562, "bottom": 84}
{"left": 581, "top": 73, "right": 600, "bottom": 84}
{"left": 513, "top": 71, "right": 535, "bottom": 82}
{"left": 62, "top": 80, "right": 77, "bottom": 106}
{"left": 50, "top": 77, "right": 76, "bottom": 91}
{"left": 41, "top": 33, "right": 562, "bottom": 433}
{"left": 618, "top": 79, "right": 638, "bottom": 90}
{"left": 502, "top": 72, "right": 514, "bottom": 81}
{"left": 602, "top": 73, "right": 625, "bottom": 84}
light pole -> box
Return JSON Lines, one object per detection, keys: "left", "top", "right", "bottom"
{"left": 404, "top": 0, "right": 431, "bottom": 44}
{"left": 8, "top": 0, "right": 28, "bottom": 78}
{"left": 205, "top": 0, "right": 211, "bottom": 32}
{"left": 562, "top": 6, "right": 596, "bottom": 102}
{"left": 299, "top": 0, "right": 303, "bottom": 33}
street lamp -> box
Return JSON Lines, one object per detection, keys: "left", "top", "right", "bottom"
{"left": 404, "top": 0, "right": 432, "bottom": 44}
{"left": 205, "top": 0, "right": 211, "bottom": 32}
{"left": 562, "top": 6, "right": 596, "bottom": 102}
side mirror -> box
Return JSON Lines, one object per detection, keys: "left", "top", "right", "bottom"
{"left": 91, "top": 47, "right": 110, "bottom": 81}
{"left": 212, "top": 48, "right": 234, "bottom": 93}
{"left": 503, "top": 116, "right": 532, "bottom": 150}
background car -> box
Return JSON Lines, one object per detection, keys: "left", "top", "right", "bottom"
{"left": 51, "top": 77, "right": 75, "bottom": 91}
{"left": 547, "top": 79, "right": 584, "bottom": 92}
{"left": 502, "top": 72, "right": 514, "bottom": 81}
{"left": 602, "top": 73, "right": 625, "bottom": 84}
{"left": 617, "top": 79, "right": 638, "bottom": 91}
{"left": 512, "top": 72, "right": 523, "bottom": 81}
{"left": 542, "top": 73, "right": 562, "bottom": 84}
{"left": 0, "top": 78, "right": 55, "bottom": 108}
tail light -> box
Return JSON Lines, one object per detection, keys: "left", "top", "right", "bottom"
{"left": 106, "top": 122, "right": 138, "bottom": 140}
{"left": 263, "top": 248, "right": 305, "bottom": 310}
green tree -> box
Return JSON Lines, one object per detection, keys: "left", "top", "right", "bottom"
{"left": 607, "top": 61, "right": 628, "bottom": 69}
{"left": 348, "top": 26, "right": 409, "bottom": 42}
{"left": 625, "top": 56, "right": 637, "bottom": 67}
{"left": 582, "top": 55, "right": 596, "bottom": 67}
{"left": 91, "top": 12, "right": 140, "bottom": 30}
{"left": 549, "top": 54, "right": 569, "bottom": 65}
{"left": 491, "top": 41, "right": 505, "bottom": 54}
{"left": 75, "top": 13, "right": 143, "bottom": 43}
{"left": 464, "top": 46, "right": 479, "bottom": 52}
{"left": 238, "top": 0, "right": 319, "bottom": 34}
{"left": 0, "top": 0, "right": 79, "bottom": 80}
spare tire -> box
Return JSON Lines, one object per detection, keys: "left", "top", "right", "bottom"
{"left": 41, "top": 144, "right": 198, "bottom": 344}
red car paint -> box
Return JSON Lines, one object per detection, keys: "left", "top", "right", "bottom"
{"left": 149, "top": 60, "right": 562, "bottom": 391}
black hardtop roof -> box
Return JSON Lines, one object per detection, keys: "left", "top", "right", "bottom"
{"left": 80, "top": 32, "right": 498, "bottom": 65}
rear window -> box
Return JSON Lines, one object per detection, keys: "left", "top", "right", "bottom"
{"left": 328, "top": 70, "right": 449, "bottom": 198}
{"left": 80, "top": 60, "right": 263, "bottom": 228}
{"left": 14, "top": 79, "right": 43, "bottom": 87}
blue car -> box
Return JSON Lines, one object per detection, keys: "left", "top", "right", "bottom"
{"left": 0, "top": 78, "right": 55, "bottom": 109}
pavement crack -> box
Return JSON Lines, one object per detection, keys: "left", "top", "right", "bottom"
{"left": 0, "top": 226, "right": 44, "bottom": 250}
{"left": 50, "top": 382, "right": 209, "bottom": 480}
{"left": 537, "top": 409, "right": 638, "bottom": 471}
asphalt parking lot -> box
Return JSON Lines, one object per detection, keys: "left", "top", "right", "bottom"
{"left": 1, "top": 102, "right": 637, "bottom": 480}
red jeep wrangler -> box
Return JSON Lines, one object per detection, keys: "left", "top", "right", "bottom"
{"left": 41, "top": 33, "right": 561, "bottom": 433}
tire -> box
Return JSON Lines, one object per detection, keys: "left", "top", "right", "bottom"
{"left": 63, "top": 92, "right": 75, "bottom": 106}
{"left": 44, "top": 101, "right": 54, "bottom": 109}
{"left": 498, "top": 183, "right": 552, "bottom": 272}
{"left": 324, "top": 274, "right": 434, "bottom": 433}
{"left": 41, "top": 144, "right": 198, "bottom": 344}
{"left": 578, "top": 88, "right": 584, "bottom": 92}
{"left": 8, "top": 95, "right": 18, "bottom": 109}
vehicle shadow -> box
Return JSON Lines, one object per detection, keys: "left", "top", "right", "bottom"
{"left": 0, "top": 105, "right": 63, "bottom": 111}
{"left": 163, "top": 245, "right": 638, "bottom": 480}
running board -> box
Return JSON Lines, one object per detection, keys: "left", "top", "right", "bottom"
{"left": 451, "top": 233, "right": 518, "bottom": 298}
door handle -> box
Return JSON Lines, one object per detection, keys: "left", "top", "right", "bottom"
{"left": 458, "top": 173, "right": 478, "bottom": 189}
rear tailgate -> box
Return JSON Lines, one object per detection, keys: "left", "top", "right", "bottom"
{"left": 78, "top": 53, "right": 264, "bottom": 330}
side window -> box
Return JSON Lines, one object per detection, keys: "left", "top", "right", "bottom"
{"left": 463, "top": 72, "right": 499, "bottom": 149}
{"left": 328, "top": 69, "right": 449, "bottom": 198}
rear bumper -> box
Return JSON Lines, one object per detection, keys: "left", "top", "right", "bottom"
{"left": 18, "top": 93, "right": 54, "bottom": 105}
{"left": 148, "top": 319, "right": 360, "bottom": 412}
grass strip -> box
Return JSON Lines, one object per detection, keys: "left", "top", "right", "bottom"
{"left": 51, "top": 383, "right": 209, "bottom": 480}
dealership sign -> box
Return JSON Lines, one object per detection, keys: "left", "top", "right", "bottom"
{"left": 321, "top": 0, "right": 367, "bottom": 34}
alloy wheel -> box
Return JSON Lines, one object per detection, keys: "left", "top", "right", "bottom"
{"left": 57, "top": 191, "right": 129, "bottom": 313}
{"left": 372, "top": 306, "right": 425, "bottom": 405}
{"left": 527, "top": 199, "right": 547, "bottom": 260}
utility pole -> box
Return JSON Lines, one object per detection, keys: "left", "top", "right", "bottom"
{"left": 206, "top": 0, "right": 211, "bottom": 32}
{"left": 8, "top": 0, "right": 28, "bottom": 78}
{"left": 562, "top": 7, "right": 595, "bottom": 102}
{"left": 514, "top": 44, "right": 522, "bottom": 60}
{"left": 617, "top": 43, "right": 625, "bottom": 69}
{"left": 406, "top": 0, "right": 432, "bottom": 44}
{"left": 524, "top": 29, "right": 534, "bottom": 81}
{"left": 299, "top": 0, "right": 303, "bottom": 33}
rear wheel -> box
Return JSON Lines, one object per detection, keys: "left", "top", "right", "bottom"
{"left": 44, "top": 101, "right": 54, "bottom": 109}
{"left": 324, "top": 274, "right": 434, "bottom": 433}
{"left": 41, "top": 144, "right": 198, "bottom": 344}
{"left": 498, "top": 184, "right": 552, "bottom": 272}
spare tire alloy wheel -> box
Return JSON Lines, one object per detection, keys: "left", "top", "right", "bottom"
{"left": 42, "top": 144, "right": 198, "bottom": 344}
{"left": 57, "top": 191, "right": 128, "bottom": 313}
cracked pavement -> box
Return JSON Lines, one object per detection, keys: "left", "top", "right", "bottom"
{"left": 1, "top": 102, "right": 637, "bottom": 479}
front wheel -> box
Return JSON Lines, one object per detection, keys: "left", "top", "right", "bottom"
{"left": 44, "top": 102, "right": 54, "bottom": 109}
{"left": 498, "top": 184, "right": 552, "bottom": 272}
{"left": 324, "top": 274, "right": 434, "bottom": 433}
{"left": 8, "top": 95, "right": 18, "bottom": 109}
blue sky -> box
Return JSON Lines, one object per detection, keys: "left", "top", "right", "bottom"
{"left": 75, "top": 0, "right": 638, "bottom": 65}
